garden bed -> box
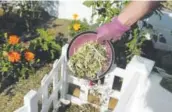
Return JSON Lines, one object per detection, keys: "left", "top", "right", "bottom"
{"left": 108, "top": 97, "right": 118, "bottom": 110}
{"left": 0, "top": 64, "right": 52, "bottom": 112}
{"left": 0, "top": 11, "right": 71, "bottom": 110}
{"left": 0, "top": 18, "right": 70, "bottom": 93}
{"left": 65, "top": 104, "right": 99, "bottom": 112}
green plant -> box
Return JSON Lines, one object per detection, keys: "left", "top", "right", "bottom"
{"left": 83, "top": 1, "right": 129, "bottom": 24}
{"left": 0, "top": 33, "right": 37, "bottom": 92}
{"left": 0, "top": 26, "right": 62, "bottom": 92}
{"left": 68, "top": 14, "right": 90, "bottom": 37}
{"left": 83, "top": 0, "right": 162, "bottom": 62}
{"left": 30, "top": 28, "right": 61, "bottom": 61}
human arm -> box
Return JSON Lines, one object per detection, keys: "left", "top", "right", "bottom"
{"left": 97, "top": 1, "right": 161, "bottom": 41}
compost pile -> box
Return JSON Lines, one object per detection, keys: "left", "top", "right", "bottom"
{"left": 66, "top": 104, "right": 99, "bottom": 112}
{"left": 68, "top": 41, "right": 107, "bottom": 79}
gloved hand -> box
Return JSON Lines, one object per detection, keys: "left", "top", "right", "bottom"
{"left": 96, "top": 17, "right": 130, "bottom": 41}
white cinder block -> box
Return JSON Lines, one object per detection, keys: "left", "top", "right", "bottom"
{"left": 16, "top": 44, "right": 162, "bottom": 112}
{"left": 126, "top": 55, "right": 155, "bottom": 76}
{"left": 80, "top": 85, "right": 89, "bottom": 101}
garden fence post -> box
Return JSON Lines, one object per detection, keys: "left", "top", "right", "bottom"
{"left": 61, "top": 57, "right": 67, "bottom": 99}
{"left": 80, "top": 79, "right": 89, "bottom": 101}
{"left": 61, "top": 44, "right": 68, "bottom": 99}
{"left": 52, "top": 60, "right": 59, "bottom": 109}
{"left": 24, "top": 90, "right": 38, "bottom": 112}
{"left": 41, "top": 74, "right": 49, "bottom": 109}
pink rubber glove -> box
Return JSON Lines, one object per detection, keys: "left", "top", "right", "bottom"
{"left": 97, "top": 18, "right": 130, "bottom": 41}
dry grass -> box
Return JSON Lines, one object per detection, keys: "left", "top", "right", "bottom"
{"left": 47, "top": 18, "right": 71, "bottom": 38}
{"left": 161, "top": 1, "right": 172, "bottom": 11}
{"left": 66, "top": 104, "right": 99, "bottom": 112}
{"left": 87, "top": 93, "right": 101, "bottom": 105}
{"left": 68, "top": 83, "right": 80, "bottom": 98}
{"left": 0, "top": 64, "right": 52, "bottom": 112}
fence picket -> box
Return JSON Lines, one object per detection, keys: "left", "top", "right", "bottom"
{"left": 61, "top": 57, "right": 67, "bottom": 99}
{"left": 24, "top": 90, "right": 38, "bottom": 112}
{"left": 53, "top": 66, "right": 59, "bottom": 110}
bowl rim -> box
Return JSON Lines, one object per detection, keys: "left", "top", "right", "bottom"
{"left": 67, "top": 31, "right": 115, "bottom": 81}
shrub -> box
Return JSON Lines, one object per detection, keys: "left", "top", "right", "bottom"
{"left": 29, "top": 28, "right": 61, "bottom": 63}
{"left": 0, "top": 1, "right": 51, "bottom": 35}
{"left": 0, "top": 28, "right": 62, "bottom": 91}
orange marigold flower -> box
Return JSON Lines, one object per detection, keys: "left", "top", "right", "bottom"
{"left": 8, "top": 51, "right": 21, "bottom": 63}
{"left": 73, "top": 23, "right": 80, "bottom": 31}
{"left": 24, "top": 51, "right": 35, "bottom": 61}
{"left": 73, "top": 13, "right": 78, "bottom": 20}
{"left": 8, "top": 35, "right": 20, "bottom": 45}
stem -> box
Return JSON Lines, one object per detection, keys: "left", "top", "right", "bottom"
{"left": 88, "top": 44, "right": 106, "bottom": 60}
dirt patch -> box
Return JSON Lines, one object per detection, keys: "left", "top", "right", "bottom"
{"left": 108, "top": 97, "right": 118, "bottom": 110}
{"left": 68, "top": 83, "right": 80, "bottom": 97}
{"left": 87, "top": 92, "right": 101, "bottom": 105}
{"left": 65, "top": 104, "right": 99, "bottom": 112}
{"left": 0, "top": 64, "right": 52, "bottom": 112}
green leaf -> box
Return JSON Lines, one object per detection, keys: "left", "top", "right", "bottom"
{"left": 83, "top": 1, "right": 94, "bottom": 7}
{"left": 2, "top": 67, "right": 8, "bottom": 72}
{"left": 36, "top": 59, "right": 40, "bottom": 63}
{"left": 50, "top": 50, "right": 55, "bottom": 59}
{"left": 4, "top": 33, "right": 7, "bottom": 38}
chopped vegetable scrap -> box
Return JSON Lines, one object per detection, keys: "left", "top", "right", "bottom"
{"left": 68, "top": 41, "right": 107, "bottom": 79}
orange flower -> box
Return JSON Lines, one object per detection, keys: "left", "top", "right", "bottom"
{"left": 24, "top": 51, "right": 35, "bottom": 61}
{"left": 73, "top": 23, "right": 80, "bottom": 31}
{"left": 73, "top": 13, "right": 78, "bottom": 20}
{"left": 8, "top": 51, "right": 21, "bottom": 63}
{"left": 8, "top": 35, "right": 20, "bottom": 45}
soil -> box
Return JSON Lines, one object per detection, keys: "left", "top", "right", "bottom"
{"left": 87, "top": 92, "right": 101, "bottom": 105}
{"left": 108, "top": 97, "right": 118, "bottom": 110}
{"left": 68, "top": 83, "right": 80, "bottom": 97}
{"left": 65, "top": 104, "right": 99, "bottom": 112}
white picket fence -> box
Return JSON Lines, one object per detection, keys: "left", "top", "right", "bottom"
{"left": 14, "top": 45, "right": 68, "bottom": 112}
{"left": 15, "top": 44, "right": 155, "bottom": 112}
